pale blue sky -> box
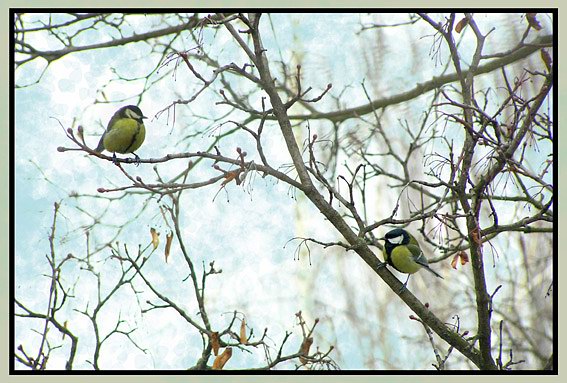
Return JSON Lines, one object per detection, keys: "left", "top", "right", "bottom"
{"left": 14, "top": 12, "right": 553, "bottom": 370}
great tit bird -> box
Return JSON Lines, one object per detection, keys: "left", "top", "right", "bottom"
{"left": 95, "top": 105, "right": 147, "bottom": 163}
{"left": 380, "top": 228, "right": 443, "bottom": 289}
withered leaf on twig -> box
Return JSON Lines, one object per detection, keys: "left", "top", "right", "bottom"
{"left": 299, "top": 337, "right": 313, "bottom": 365}
{"left": 239, "top": 318, "right": 247, "bottom": 344}
{"left": 210, "top": 331, "right": 220, "bottom": 356}
{"left": 455, "top": 17, "right": 469, "bottom": 33}
{"left": 164, "top": 231, "right": 173, "bottom": 262}
{"left": 150, "top": 228, "right": 159, "bottom": 250}
{"left": 62, "top": 320, "right": 68, "bottom": 340}
{"left": 212, "top": 347, "right": 232, "bottom": 370}
{"left": 451, "top": 251, "right": 470, "bottom": 269}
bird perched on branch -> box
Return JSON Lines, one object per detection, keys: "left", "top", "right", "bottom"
{"left": 95, "top": 105, "right": 147, "bottom": 163}
{"left": 380, "top": 228, "right": 443, "bottom": 289}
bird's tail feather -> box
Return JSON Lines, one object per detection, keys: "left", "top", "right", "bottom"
{"left": 424, "top": 265, "right": 444, "bottom": 279}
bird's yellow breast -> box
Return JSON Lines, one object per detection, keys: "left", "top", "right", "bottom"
{"left": 390, "top": 246, "right": 422, "bottom": 274}
{"left": 103, "top": 118, "right": 146, "bottom": 154}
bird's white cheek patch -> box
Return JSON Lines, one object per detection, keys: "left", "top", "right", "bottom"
{"left": 125, "top": 109, "right": 141, "bottom": 119}
{"left": 388, "top": 235, "right": 404, "bottom": 244}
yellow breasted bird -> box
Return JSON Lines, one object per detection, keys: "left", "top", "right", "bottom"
{"left": 95, "top": 105, "right": 147, "bottom": 163}
{"left": 380, "top": 228, "right": 443, "bottom": 289}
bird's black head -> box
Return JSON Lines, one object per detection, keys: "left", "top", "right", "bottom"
{"left": 121, "top": 105, "right": 147, "bottom": 122}
{"left": 383, "top": 228, "right": 410, "bottom": 245}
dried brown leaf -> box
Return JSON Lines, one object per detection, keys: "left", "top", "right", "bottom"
{"left": 150, "top": 228, "right": 159, "bottom": 250}
{"left": 455, "top": 17, "right": 469, "bottom": 33}
{"left": 451, "top": 254, "right": 459, "bottom": 270}
{"left": 210, "top": 331, "right": 220, "bottom": 356}
{"left": 221, "top": 170, "right": 239, "bottom": 186}
{"left": 239, "top": 318, "right": 247, "bottom": 345}
{"left": 212, "top": 347, "right": 232, "bottom": 370}
{"left": 459, "top": 251, "right": 469, "bottom": 266}
{"left": 299, "top": 337, "right": 313, "bottom": 365}
{"left": 164, "top": 231, "right": 173, "bottom": 263}
{"left": 451, "top": 251, "right": 469, "bottom": 269}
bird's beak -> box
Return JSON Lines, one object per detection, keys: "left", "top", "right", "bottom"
{"left": 378, "top": 237, "right": 385, "bottom": 241}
